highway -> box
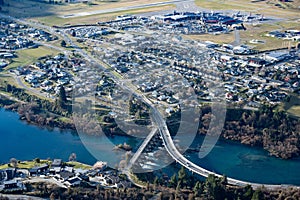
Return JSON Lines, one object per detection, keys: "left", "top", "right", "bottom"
{"left": 151, "top": 107, "right": 285, "bottom": 190}
{"left": 1, "top": 13, "right": 298, "bottom": 190}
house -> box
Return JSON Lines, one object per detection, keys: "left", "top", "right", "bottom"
{"left": 59, "top": 171, "right": 75, "bottom": 181}
{"left": 2, "top": 168, "right": 16, "bottom": 180}
{"left": 104, "top": 175, "right": 119, "bottom": 185}
{"left": 52, "top": 159, "right": 63, "bottom": 167}
{"left": 64, "top": 177, "right": 82, "bottom": 187}
{"left": 3, "top": 180, "right": 18, "bottom": 189}
{"left": 116, "top": 181, "right": 131, "bottom": 188}
{"left": 29, "top": 164, "right": 49, "bottom": 176}
{"left": 92, "top": 161, "right": 107, "bottom": 171}
{"left": 248, "top": 57, "right": 266, "bottom": 67}
{"left": 0, "top": 170, "right": 5, "bottom": 181}
{"left": 49, "top": 166, "right": 62, "bottom": 175}
{"left": 265, "top": 52, "right": 289, "bottom": 62}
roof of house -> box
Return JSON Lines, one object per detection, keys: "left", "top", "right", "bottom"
{"left": 52, "top": 159, "right": 62, "bottom": 166}
{"left": 60, "top": 171, "right": 74, "bottom": 180}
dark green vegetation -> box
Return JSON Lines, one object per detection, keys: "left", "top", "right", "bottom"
{"left": 0, "top": 80, "right": 74, "bottom": 129}
{"left": 128, "top": 97, "right": 151, "bottom": 126}
{"left": 200, "top": 105, "right": 300, "bottom": 159}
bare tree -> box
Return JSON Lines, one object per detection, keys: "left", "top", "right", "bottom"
{"left": 69, "top": 153, "right": 77, "bottom": 161}
{"left": 10, "top": 158, "right": 18, "bottom": 168}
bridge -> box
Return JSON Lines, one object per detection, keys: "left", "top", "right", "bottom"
{"left": 121, "top": 104, "right": 285, "bottom": 190}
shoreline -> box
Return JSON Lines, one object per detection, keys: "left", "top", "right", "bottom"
{"left": 1, "top": 91, "right": 300, "bottom": 160}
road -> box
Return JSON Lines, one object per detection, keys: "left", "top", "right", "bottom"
{"left": 12, "top": 74, "right": 52, "bottom": 99}
{"left": 152, "top": 107, "right": 288, "bottom": 190}
{"left": 124, "top": 127, "right": 158, "bottom": 171}
{"left": 0, "top": 194, "right": 45, "bottom": 200}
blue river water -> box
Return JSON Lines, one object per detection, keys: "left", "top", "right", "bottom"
{"left": 1, "top": 108, "right": 300, "bottom": 185}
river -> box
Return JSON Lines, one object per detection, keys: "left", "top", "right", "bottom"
{"left": 1, "top": 108, "right": 300, "bottom": 185}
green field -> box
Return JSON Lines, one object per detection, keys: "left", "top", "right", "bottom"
{"left": 195, "top": 0, "right": 300, "bottom": 18}
{"left": 35, "top": 4, "right": 175, "bottom": 26}
{"left": 281, "top": 95, "right": 300, "bottom": 118}
{"left": 66, "top": 161, "right": 92, "bottom": 170}
{"left": 5, "top": 46, "right": 59, "bottom": 71}
{"left": 0, "top": 160, "right": 51, "bottom": 169}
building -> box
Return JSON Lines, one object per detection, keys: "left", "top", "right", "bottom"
{"left": 3, "top": 180, "right": 18, "bottom": 189}
{"left": 52, "top": 159, "right": 63, "bottom": 167}
{"left": 29, "top": 164, "right": 49, "bottom": 176}
{"left": 64, "top": 177, "right": 82, "bottom": 187}
{"left": 93, "top": 161, "right": 107, "bottom": 171}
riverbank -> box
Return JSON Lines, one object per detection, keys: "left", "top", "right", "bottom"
{"left": 2, "top": 89, "right": 300, "bottom": 160}
{"left": 1, "top": 79, "right": 300, "bottom": 160}
{"left": 197, "top": 106, "right": 300, "bottom": 159}
{"left": 2, "top": 108, "right": 300, "bottom": 185}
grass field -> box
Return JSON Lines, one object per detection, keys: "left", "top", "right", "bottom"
{"left": 185, "top": 21, "right": 300, "bottom": 50}
{"left": 184, "top": 32, "right": 235, "bottom": 44}
{"left": 66, "top": 161, "right": 92, "bottom": 169}
{"left": 0, "top": 160, "right": 51, "bottom": 170}
{"left": 0, "top": 0, "right": 215, "bottom": 20}
{"left": 280, "top": 95, "right": 300, "bottom": 118}
{"left": 4, "top": 46, "right": 59, "bottom": 70}
{"left": 195, "top": 0, "right": 300, "bottom": 19}
{"left": 34, "top": 4, "right": 175, "bottom": 26}
{"left": 241, "top": 22, "right": 299, "bottom": 51}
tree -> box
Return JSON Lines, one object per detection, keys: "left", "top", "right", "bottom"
{"left": 193, "top": 181, "right": 202, "bottom": 197}
{"left": 204, "top": 174, "right": 226, "bottom": 200}
{"left": 50, "top": 192, "right": 55, "bottom": 200}
{"left": 10, "top": 158, "right": 18, "bottom": 168}
{"left": 243, "top": 185, "right": 254, "bottom": 200}
{"left": 71, "top": 30, "right": 76, "bottom": 37}
{"left": 176, "top": 181, "right": 181, "bottom": 197}
{"left": 34, "top": 158, "right": 40, "bottom": 163}
{"left": 154, "top": 176, "right": 159, "bottom": 186}
{"left": 61, "top": 40, "right": 66, "bottom": 47}
{"left": 188, "top": 193, "right": 194, "bottom": 200}
{"left": 5, "top": 84, "right": 12, "bottom": 92}
{"left": 251, "top": 189, "right": 264, "bottom": 200}
{"left": 178, "top": 166, "right": 187, "bottom": 186}
{"left": 169, "top": 173, "right": 177, "bottom": 188}
{"left": 68, "top": 153, "right": 77, "bottom": 161}
{"left": 58, "top": 85, "right": 67, "bottom": 108}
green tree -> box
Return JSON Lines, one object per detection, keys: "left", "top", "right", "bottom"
{"left": 154, "top": 176, "right": 159, "bottom": 186}
{"left": 178, "top": 166, "right": 187, "bottom": 186}
{"left": 169, "top": 173, "right": 177, "bottom": 188}
{"left": 34, "top": 158, "right": 40, "bottom": 163}
{"left": 61, "top": 40, "right": 67, "bottom": 47}
{"left": 176, "top": 180, "right": 181, "bottom": 196}
{"left": 71, "top": 30, "right": 76, "bottom": 37}
{"left": 251, "top": 189, "right": 264, "bottom": 200}
{"left": 243, "top": 185, "right": 254, "bottom": 200}
{"left": 193, "top": 181, "right": 202, "bottom": 197}
{"left": 6, "top": 84, "right": 12, "bottom": 92}
{"left": 204, "top": 174, "right": 226, "bottom": 200}
{"left": 58, "top": 85, "right": 67, "bottom": 108}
